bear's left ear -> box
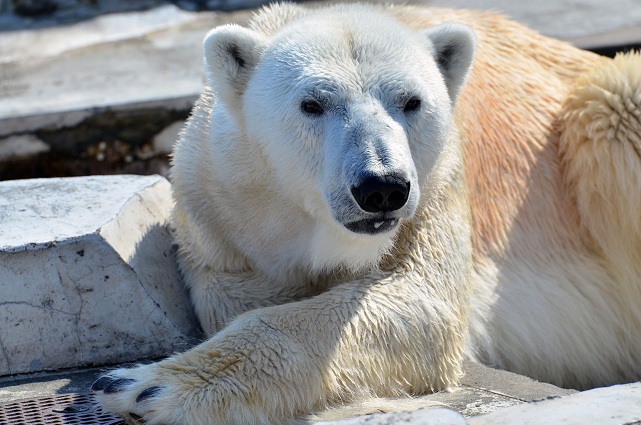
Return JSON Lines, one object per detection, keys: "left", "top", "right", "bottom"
{"left": 420, "top": 23, "right": 476, "bottom": 101}
{"left": 203, "top": 24, "right": 266, "bottom": 108}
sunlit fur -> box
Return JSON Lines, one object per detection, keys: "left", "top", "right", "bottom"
{"left": 95, "top": 4, "right": 641, "bottom": 425}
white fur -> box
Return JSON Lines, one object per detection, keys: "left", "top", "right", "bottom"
{"left": 94, "top": 4, "right": 641, "bottom": 425}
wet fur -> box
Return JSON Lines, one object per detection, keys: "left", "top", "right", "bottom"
{"left": 94, "top": 4, "right": 641, "bottom": 424}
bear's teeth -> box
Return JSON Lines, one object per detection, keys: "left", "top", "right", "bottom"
{"left": 374, "top": 221, "right": 383, "bottom": 229}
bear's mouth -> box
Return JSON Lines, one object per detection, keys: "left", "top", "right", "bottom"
{"left": 344, "top": 218, "right": 399, "bottom": 235}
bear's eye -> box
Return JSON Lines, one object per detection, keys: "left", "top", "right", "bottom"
{"left": 301, "top": 100, "right": 324, "bottom": 116}
{"left": 403, "top": 97, "right": 421, "bottom": 113}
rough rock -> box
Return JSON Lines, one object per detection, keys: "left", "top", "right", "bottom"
{"left": 0, "top": 174, "right": 200, "bottom": 376}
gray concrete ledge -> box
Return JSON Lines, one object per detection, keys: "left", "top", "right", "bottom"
{"left": 0, "top": 175, "right": 200, "bottom": 376}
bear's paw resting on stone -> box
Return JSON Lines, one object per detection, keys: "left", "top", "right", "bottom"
{"left": 93, "top": 3, "right": 641, "bottom": 425}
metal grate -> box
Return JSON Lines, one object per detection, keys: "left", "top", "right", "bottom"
{"left": 0, "top": 393, "right": 125, "bottom": 425}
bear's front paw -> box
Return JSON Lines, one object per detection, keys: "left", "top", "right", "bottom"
{"left": 92, "top": 315, "right": 326, "bottom": 425}
{"left": 91, "top": 341, "right": 285, "bottom": 425}
{"left": 91, "top": 365, "right": 179, "bottom": 425}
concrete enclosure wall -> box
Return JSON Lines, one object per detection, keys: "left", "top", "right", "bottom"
{"left": 0, "top": 175, "right": 200, "bottom": 375}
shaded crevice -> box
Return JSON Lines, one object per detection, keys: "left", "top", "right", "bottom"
{"left": 0, "top": 336, "right": 11, "bottom": 375}
{"left": 1, "top": 106, "right": 189, "bottom": 181}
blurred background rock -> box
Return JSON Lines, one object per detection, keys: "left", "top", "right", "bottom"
{"left": 1, "top": 0, "right": 640, "bottom": 181}
{"left": 1, "top": 0, "right": 265, "bottom": 24}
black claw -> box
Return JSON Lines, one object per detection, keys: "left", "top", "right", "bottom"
{"left": 136, "top": 386, "right": 163, "bottom": 403}
{"left": 130, "top": 412, "right": 145, "bottom": 423}
{"left": 91, "top": 376, "right": 115, "bottom": 392}
{"left": 103, "top": 378, "right": 136, "bottom": 394}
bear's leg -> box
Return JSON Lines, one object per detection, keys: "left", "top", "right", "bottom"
{"left": 560, "top": 52, "right": 641, "bottom": 279}
{"left": 183, "top": 268, "right": 322, "bottom": 335}
{"left": 93, "top": 270, "right": 467, "bottom": 425}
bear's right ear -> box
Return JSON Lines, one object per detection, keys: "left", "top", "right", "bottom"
{"left": 203, "top": 24, "right": 266, "bottom": 106}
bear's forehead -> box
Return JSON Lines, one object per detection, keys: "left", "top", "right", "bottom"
{"left": 259, "top": 16, "right": 435, "bottom": 91}
{"left": 266, "top": 10, "right": 428, "bottom": 66}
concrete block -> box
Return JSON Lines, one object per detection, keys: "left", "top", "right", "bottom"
{"left": 468, "top": 382, "right": 641, "bottom": 425}
{"left": 0, "top": 175, "right": 199, "bottom": 376}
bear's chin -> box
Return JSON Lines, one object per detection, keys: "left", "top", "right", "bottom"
{"left": 344, "top": 218, "right": 399, "bottom": 235}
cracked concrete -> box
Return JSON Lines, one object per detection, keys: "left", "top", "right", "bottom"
{"left": 0, "top": 175, "right": 200, "bottom": 376}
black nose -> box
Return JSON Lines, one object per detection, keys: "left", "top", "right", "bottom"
{"left": 351, "top": 174, "right": 410, "bottom": 213}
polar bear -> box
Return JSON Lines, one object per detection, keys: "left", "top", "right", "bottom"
{"left": 93, "top": 3, "right": 641, "bottom": 424}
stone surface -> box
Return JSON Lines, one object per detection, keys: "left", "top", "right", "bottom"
{"left": 468, "top": 382, "right": 641, "bottom": 425}
{"left": 307, "top": 361, "right": 575, "bottom": 422}
{"left": 0, "top": 4, "right": 253, "bottom": 180}
{"left": 434, "top": 361, "right": 575, "bottom": 415}
{"left": 0, "top": 366, "right": 106, "bottom": 404}
{"left": 0, "top": 5, "right": 251, "bottom": 133}
{"left": 3, "top": 0, "right": 640, "bottom": 129}
{"left": 0, "top": 369, "right": 638, "bottom": 424}
{"left": 420, "top": 0, "right": 641, "bottom": 47}
{"left": 315, "top": 382, "right": 641, "bottom": 425}
{"left": 0, "top": 360, "right": 574, "bottom": 423}
{"left": 318, "top": 409, "right": 468, "bottom": 425}
{"left": 0, "top": 175, "right": 200, "bottom": 376}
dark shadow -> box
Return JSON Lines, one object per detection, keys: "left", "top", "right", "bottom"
{"left": 587, "top": 43, "right": 641, "bottom": 58}
{"left": 127, "top": 222, "right": 205, "bottom": 348}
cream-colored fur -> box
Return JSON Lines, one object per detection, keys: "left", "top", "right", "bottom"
{"left": 94, "top": 4, "right": 641, "bottom": 425}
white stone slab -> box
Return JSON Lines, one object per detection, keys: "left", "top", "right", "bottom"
{"left": 0, "top": 5, "right": 252, "bottom": 135}
{"left": 0, "top": 175, "right": 199, "bottom": 375}
{"left": 468, "top": 382, "right": 641, "bottom": 425}
{"left": 317, "top": 408, "right": 468, "bottom": 425}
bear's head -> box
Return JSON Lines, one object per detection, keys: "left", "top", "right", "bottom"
{"left": 201, "top": 5, "right": 475, "bottom": 273}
